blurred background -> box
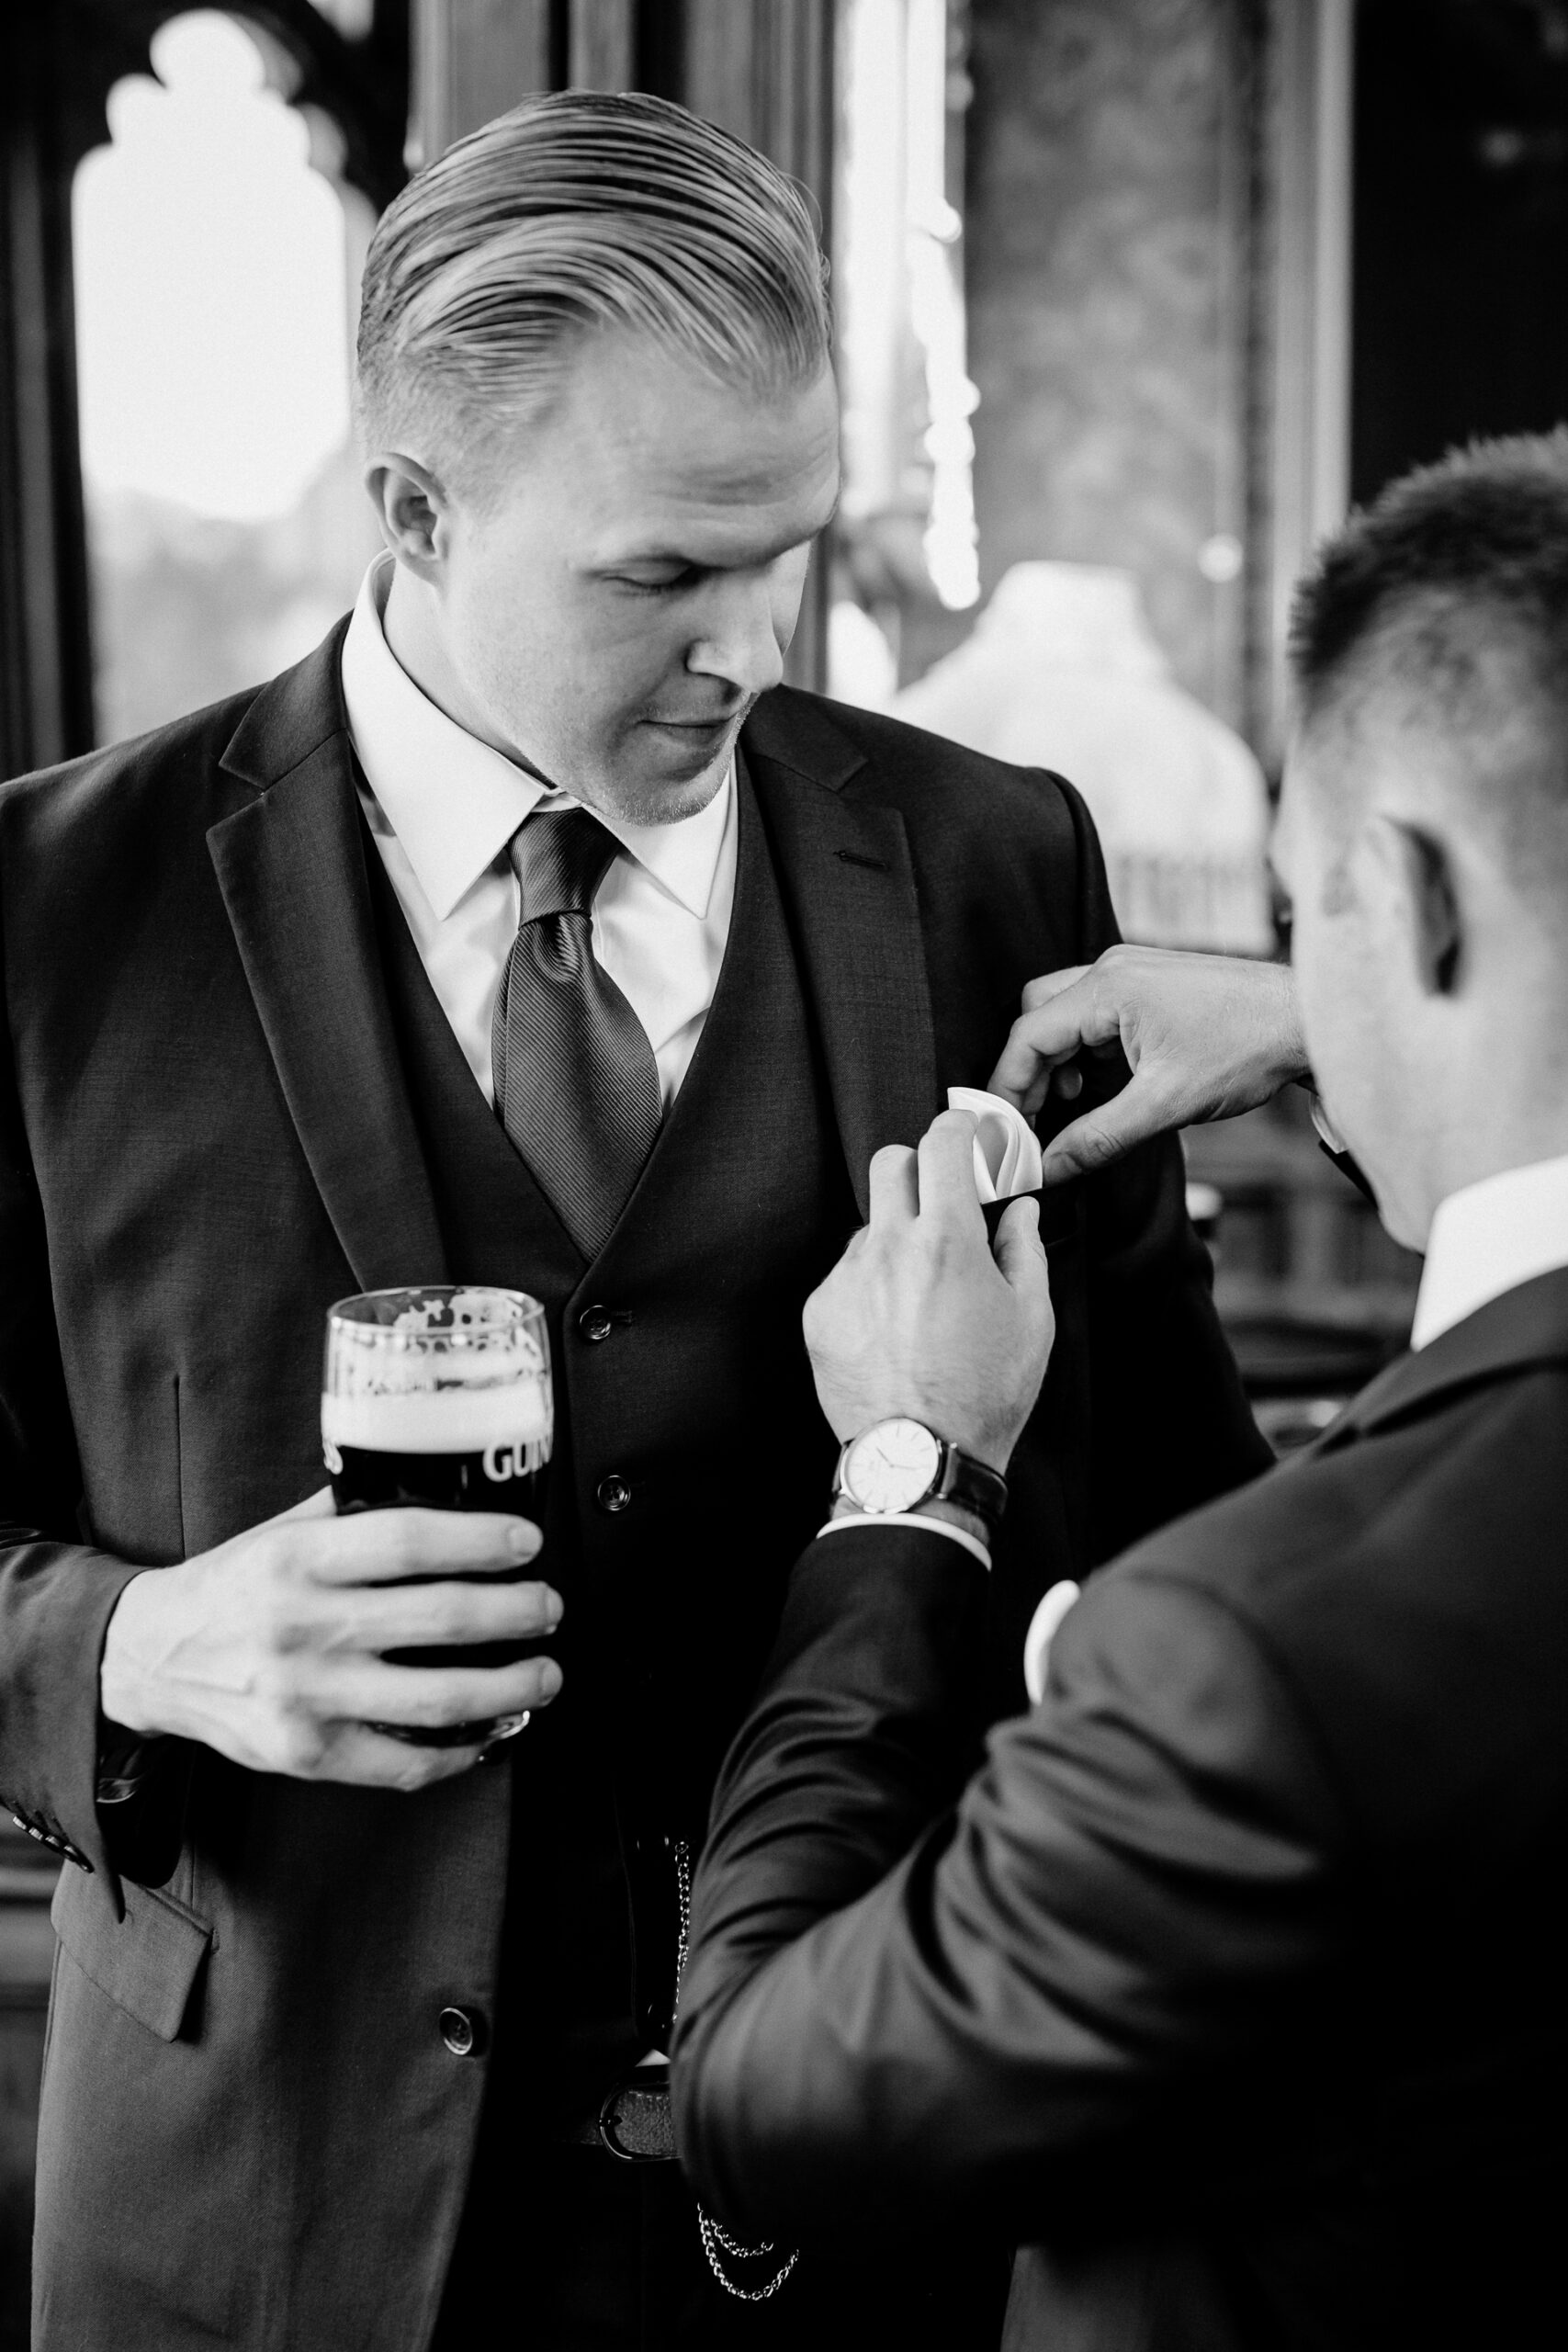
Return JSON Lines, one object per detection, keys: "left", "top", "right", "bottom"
{"left": 6, "top": 0, "right": 1568, "bottom": 2318}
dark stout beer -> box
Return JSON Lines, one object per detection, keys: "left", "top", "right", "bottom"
{"left": 321, "top": 1287, "right": 553, "bottom": 1745}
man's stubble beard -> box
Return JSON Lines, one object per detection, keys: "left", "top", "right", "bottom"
{"left": 479, "top": 661, "right": 753, "bottom": 826}
{"left": 591, "top": 702, "right": 754, "bottom": 828}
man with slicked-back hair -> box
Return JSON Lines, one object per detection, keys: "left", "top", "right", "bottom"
{"left": 0, "top": 93, "right": 1263, "bottom": 2348}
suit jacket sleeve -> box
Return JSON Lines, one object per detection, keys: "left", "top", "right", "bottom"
{"left": 671, "top": 1524, "right": 1346, "bottom": 2248}
{"left": 1052, "top": 777, "right": 1274, "bottom": 1561}
{"left": 0, "top": 966, "right": 144, "bottom": 1891}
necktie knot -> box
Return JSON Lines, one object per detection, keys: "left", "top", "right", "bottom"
{"left": 509, "top": 808, "right": 619, "bottom": 924}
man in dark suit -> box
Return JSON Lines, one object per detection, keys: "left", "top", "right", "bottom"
{"left": 673, "top": 433, "right": 1568, "bottom": 2349}
{"left": 0, "top": 91, "right": 1262, "bottom": 2352}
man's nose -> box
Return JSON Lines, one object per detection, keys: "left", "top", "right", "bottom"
{"left": 686, "top": 576, "right": 788, "bottom": 699}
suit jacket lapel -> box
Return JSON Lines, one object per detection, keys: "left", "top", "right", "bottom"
{"left": 741, "top": 700, "right": 940, "bottom": 1219}
{"left": 208, "top": 629, "right": 447, "bottom": 1294}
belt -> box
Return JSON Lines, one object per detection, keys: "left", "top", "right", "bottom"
{"left": 564, "top": 2063, "right": 676, "bottom": 2163}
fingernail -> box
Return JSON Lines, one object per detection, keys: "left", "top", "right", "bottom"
{"left": 508, "top": 1522, "right": 538, "bottom": 1559}
{"left": 539, "top": 1661, "right": 562, "bottom": 1698}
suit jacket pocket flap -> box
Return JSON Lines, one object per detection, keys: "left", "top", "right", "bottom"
{"left": 51, "top": 1865, "right": 212, "bottom": 2042}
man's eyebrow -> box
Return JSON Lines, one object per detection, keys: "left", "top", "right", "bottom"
{"left": 592, "top": 494, "right": 842, "bottom": 576}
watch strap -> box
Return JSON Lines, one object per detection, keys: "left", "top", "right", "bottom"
{"left": 937, "top": 1442, "right": 1009, "bottom": 1527}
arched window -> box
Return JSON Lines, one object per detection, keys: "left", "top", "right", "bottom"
{"left": 74, "top": 10, "right": 383, "bottom": 742}
{"left": 0, "top": 0, "right": 407, "bottom": 774}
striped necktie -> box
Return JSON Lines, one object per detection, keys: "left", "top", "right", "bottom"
{"left": 491, "top": 808, "right": 661, "bottom": 1260}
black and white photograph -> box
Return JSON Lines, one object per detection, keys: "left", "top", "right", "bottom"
{"left": 1, "top": 3, "right": 1564, "bottom": 2346}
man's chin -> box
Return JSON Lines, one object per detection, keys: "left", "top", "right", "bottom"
{"left": 610, "top": 720, "right": 742, "bottom": 823}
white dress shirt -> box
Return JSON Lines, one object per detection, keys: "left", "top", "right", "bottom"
{"left": 1412, "top": 1151, "right": 1568, "bottom": 1350}
{"left": 340, "top": 557, "right": 737, "bottom": 1108}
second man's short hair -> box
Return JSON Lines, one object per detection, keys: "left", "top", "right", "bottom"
{"left": 1290, "top": 429, "right": 1568, "bottom": 740}
{"left": 1288, "top": 431, "right": 1568, "bottom": 892}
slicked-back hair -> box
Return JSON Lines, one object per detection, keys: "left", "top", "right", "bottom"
{"left": 356, "top": 90, "right": 832, "bottom": 488}
{"left": 1287, "top": 431, "right": 1568, "bottom": 890}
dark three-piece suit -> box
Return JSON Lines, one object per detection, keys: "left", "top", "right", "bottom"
{"left": 0, "top": 626, "right": 1265, "bottom": 2347}
{"left": 675, "top": 1268, "right": 1568, "bottom": 2350}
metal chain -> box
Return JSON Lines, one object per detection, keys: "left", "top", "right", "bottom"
{"left": 673, "top": 1838, "right": 801, "bottom": 2302}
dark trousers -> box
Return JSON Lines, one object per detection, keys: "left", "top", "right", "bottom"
{"left": 432, "top": 2138, "right": 1010, "bottom": 2351}
{"left": 430, "top": 1734, "right": 1009, "bottom": 2348}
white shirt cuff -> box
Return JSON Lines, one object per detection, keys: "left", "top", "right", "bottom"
{"left": 813, "top": 1510, "right": 992, "bottom": 1573}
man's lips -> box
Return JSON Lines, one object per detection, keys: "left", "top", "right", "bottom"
{"left": 643, "top": 713, "right": 740, "bottom": 731}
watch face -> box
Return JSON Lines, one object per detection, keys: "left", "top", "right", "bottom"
{"left": 844, "top": 1419, "right": 942, "bottom": 1514}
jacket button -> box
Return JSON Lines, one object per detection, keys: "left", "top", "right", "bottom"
{"left": 578, "top": 1304, "right": 614, "bottom": 1343}
{"left": 439, "top": 2006, "right": 486, "bottom": 2058}
{"left": 595, "top": 1473, "right": 632, "bottom": 1514}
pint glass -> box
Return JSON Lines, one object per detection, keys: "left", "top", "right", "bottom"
{"left": 321, "top": 1285, "right": 553, "bottom": 1746}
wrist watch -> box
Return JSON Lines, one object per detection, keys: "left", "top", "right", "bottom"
{"left": 832, "top": 1418, "right": 1009, "bottom": 1527}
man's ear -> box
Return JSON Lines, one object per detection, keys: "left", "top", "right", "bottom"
{"left": 1390, "top": 819, "right": 1463, "bottom": 996}
{"left": 362, "top": 453, "right": 449, "bottom": 579}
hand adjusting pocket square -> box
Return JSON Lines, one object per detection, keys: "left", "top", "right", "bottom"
{"left": 950, "top": 1086, "right": 1044, "bottom": 1237}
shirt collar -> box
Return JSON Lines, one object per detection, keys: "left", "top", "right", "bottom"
{"left": 340, "top": 556, "right": 731, "bottom": 922}
{"left": 1411, "top": 1149, "right": 1568, "bottom": 1350}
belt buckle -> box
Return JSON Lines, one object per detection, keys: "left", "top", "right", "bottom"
{"left": 596, "top": 2063, "right": 675, "bottom": 2164}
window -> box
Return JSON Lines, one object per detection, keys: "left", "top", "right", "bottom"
{"left": 73, "top": 9, "right": 380, "bottom": 744}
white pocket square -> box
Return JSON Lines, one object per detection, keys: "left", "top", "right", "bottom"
{"left": 948, "top": 1086, "right": 1044, "bottom": 1204}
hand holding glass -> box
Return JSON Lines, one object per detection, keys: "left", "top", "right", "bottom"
{"left": 321, "top": 1286, "right": 554, "bottom": 1747}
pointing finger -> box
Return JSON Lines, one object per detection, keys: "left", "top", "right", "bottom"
{"left": 1021, "top": 965, "right": 1091, "bottom": 1013}
{"left": 988, "top": 974, "right": 1122, "bottom": 1109}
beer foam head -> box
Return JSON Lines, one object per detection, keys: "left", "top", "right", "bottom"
{"left": 322, "top": 1285, "right": 552, "bottom": 1453}
{"left": 321, "top": 1378, "right": 550, "bottom": 1456}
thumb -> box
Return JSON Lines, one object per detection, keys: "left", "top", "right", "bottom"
{"left": 1038, "top": 1072, "right": 1171, "bottom": 1183}
{"left": 993, "top": 1194, "right": 1048, "bottom": 1295}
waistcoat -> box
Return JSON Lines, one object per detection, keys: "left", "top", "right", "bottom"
{"left": 367, "top": 758, "right": 859, "bottom": 2060}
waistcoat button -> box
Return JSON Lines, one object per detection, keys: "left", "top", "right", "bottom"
{"left": 595, "top": 1474, "right": 632, "bottom": 1514}
{"left": 578, "top": 1305, "right": 614, "bottom": 1343}
{"left": 439, "top": 2006, "right": 485, "bottom": 2057}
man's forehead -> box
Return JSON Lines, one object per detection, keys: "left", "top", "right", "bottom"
{"left": 570, "top": 425, "right": 840, "bottom": 568}
{"left": 585, "top": 462, "right": 840, "bottom": 561}
{"left": 555, "top": 340, "right": 840, "bottom": 535}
